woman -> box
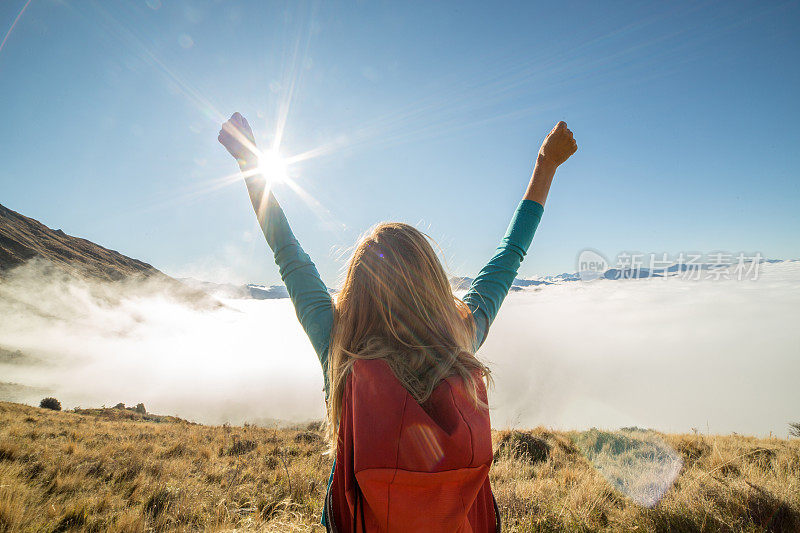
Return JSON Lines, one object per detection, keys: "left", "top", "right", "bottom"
{"left": 219, "top": 113, "right": 576, "bottom": 532}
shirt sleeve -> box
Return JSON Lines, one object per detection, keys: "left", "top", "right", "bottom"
{"left": 261, "top": 189, "right": 334, "bottom": 395}
{"left": 462, "top": 199, "right": 544, "bottom": 351}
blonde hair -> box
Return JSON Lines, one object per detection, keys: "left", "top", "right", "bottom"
{"left": 326, "top": 222, "right": 491, "bottom": 449}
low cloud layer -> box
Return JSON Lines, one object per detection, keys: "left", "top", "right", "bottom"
{"left": 480, "top": 261, "right": 800, "bottom": 436}
{"left": 1, "top": 261, "right": 798, "bottom": 436}
{"left": 0, "top": 264, "right": 326, "bottom": 425}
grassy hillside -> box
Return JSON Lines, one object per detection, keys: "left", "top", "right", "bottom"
{"left": 0, "top": 402, "right": 797, "bottom": 532}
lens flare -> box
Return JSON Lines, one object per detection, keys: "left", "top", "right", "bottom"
{"left": 0, "top": 0, "right": 32, "bottom": 56}
{"left": 257, "top": 150, "right": 289, "bottom": 185}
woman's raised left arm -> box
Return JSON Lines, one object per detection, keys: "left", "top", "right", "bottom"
{"left": 462, "top": 121, "right": 576, "bottom": 351}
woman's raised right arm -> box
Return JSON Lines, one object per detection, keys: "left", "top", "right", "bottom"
{"left": 249, "top": 184, "right": 334, "bottom": 379}
{"left": 218, "top": 113, "right": 334, "bottom": 394}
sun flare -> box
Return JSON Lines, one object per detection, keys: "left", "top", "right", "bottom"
{"left": 257, "top": 150, "right": 289, "bottom": 184}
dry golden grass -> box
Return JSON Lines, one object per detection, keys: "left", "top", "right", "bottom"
{"left": 1, "top": 401, "right": 798, "bottom": 532}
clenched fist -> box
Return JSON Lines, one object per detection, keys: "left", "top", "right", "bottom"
{"left": 218, "top": 112, "right": 258, "bottom": 168}
{"left": 538, "top": 121, "right": 577, "bottom": 168}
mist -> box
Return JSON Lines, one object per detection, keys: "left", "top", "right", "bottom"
{"left": 0, "top": 263, "right": 326, "bottom": 426}
{"left": 481, "top": 260, "right": 800, "bottom": 437}
{"left": 1, "top": 261, "right": 798, "bottom": 436}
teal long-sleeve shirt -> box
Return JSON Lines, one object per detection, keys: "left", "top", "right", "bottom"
{"left": 259, "top": 190, "right": 545, "bottom": 398}
{"left": 260, "top": 191, "right": 544, "bottom": 527}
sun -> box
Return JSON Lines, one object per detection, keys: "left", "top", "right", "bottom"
{"left": 257, "top": 149, "right": 289, "bottom": 184}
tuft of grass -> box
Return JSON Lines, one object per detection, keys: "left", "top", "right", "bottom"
{"left": 50, "top": 506, "right": 87, "bottom": 532}
{"left": 225, "top": 438, "right": 258, "bottom": 457}
{"left": 143, "top": 486, "right": 178, "bottom": 519}
{"left": 294, "top": 432, "right": 323, "bottom": 445}
{"left": 0, "top": 401, "right": 798, "bottom": 532}
{"left": 0, "top": 441, "right": 20, "bottom": 462}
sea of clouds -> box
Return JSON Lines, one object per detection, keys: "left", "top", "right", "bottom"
{"left": 1, "top": 260, "right": 798, "bottom": 436}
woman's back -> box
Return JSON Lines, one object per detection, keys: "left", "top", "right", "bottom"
{"left": 326, "top": 358, "right": 498, "bottom": 532}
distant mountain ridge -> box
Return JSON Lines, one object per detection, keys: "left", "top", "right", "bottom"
{"left": 1, "top": 202, "right": 789, "bottom": 301}
{"left": 180, "top": 261, "right": 793, "bottom": 301}
{"left": 188, "top": 275, "right": 567, "bottom": 301}
{"left": 178, "top": 278, "right": 294, "bottom": 300}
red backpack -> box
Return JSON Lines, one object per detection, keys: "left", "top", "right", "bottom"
{"left": 325, "top": 358, "right": 500, "bottom": 532}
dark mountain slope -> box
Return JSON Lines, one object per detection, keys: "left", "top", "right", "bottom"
{"left": 0, "top": 203, "right": 219, "bottom": 308}
{"left": 0, "top": 203, "right": 161, "bottom": 282}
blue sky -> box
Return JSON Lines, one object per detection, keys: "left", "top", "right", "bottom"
{"left": 1, "top": 0, "right": 798, "bottom": 285}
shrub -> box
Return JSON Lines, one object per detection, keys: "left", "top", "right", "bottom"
{"left": 39, "top": 397, "right": 61, "bottom": 411}
{"left": 790, "top": 422, "right": 800, "bottom": 438}
{"left": 494, "top": 430, "right": 550, "bottom": 464}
